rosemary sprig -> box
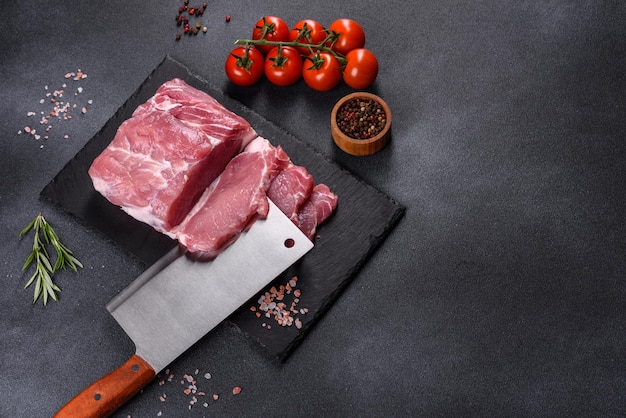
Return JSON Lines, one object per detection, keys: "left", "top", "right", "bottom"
{"left": 20, "top": 213, "right": 83, "bottom": 305}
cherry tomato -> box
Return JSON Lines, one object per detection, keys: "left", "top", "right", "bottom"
{"left": 225, "top": 46, "right": 264, "bottom": 86}
{"left": 264, "top": 46, "right": 303, "bottom": 86}
{"left": 302, "top": 51, "right": 342, "bottom": 91}
{"left": 252, "top": 16, "right": 290, "bottom": 55}
{"left": 288, "top": 19, "right": 326, "bottom": 56}
{"left": 327, "top": 19, "right": 366, "bottom": 55}
{"left": 343, "top": 48, "right": 379, "bottom": 89}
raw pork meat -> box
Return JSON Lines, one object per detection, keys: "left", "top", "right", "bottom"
{"left": 296, "top": 184, "right": 338, "bottom": 240}
{"left": 174, "top": 137, "right": 290, "bottom": 259}
{"left": 267, "top": 164, "right": 314, "bottom": 223}
{"left": 90, "top": 78, "right": 338, "bottom": 258}
{"left": 89, "top": 78, "right": 256, "bottom": 233}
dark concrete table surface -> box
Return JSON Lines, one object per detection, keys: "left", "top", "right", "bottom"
{"left": 1, "top": 1, "right": 625, "bottom": 416}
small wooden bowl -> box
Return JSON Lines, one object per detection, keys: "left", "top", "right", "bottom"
{"left": 331, "top": 92, "right": 392, "bottom": 156}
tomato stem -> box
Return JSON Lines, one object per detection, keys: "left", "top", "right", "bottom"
{"left": 304, "top": 50, "right": 327, "bottom": 70}
{"left": 256, "top": 17, "right": 277, "bottom": 39}
{"left": 234, "top": 37, "right": 347, "bottom": 66}
{"left": 231, "top": 45, "right": 258, "bottom": 74}
{"left": 269, "top": 45, "right": 288, "bottom": 69}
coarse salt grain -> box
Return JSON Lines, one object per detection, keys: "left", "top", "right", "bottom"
{"left": 20, "top": 69, "right": 93, "bottom": 142}
{"left": 253, "top": 275, "right": 308, "bottom": 329}
{"left": 154, "top": 367, "right": 244, "bottom": 412}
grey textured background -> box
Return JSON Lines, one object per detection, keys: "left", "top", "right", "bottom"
{"left": 1, "top": 1, "right": 625, "bottom": 416}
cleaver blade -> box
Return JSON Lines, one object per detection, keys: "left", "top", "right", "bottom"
{"left": 54, "top": 200, "right": 313, "bottom": 417}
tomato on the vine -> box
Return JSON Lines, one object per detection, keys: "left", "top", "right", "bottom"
{"left": 288, "top": 19, "right": 327, "bottom": 56}
{"left": 252, "top": 16, "right": 290, "bottom": 55}
{"left": 327, "top": 19, "right": 366, "bottom": 55}
{"left": 343, "top": 48, "right": 378, "bottom": 89}
{"left": 264, "top": 46, "right": 303, "bottom": 86}
{"left": 302, "top": 51, "right": 342, "bottom": 91}
{"left": 225, "top": 46, "right": 264, "bottom": 86}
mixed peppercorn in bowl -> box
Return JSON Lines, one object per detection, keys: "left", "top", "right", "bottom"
{"left": 331, "top": 92, "right": 391, "bottom": 156}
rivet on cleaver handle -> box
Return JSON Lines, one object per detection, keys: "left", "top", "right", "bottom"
{"left": 54, "top": 200, "right": 313, "bottom": 417}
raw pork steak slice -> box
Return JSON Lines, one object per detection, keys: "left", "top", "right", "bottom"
{"left": 296, "top": 184, "right": 338, "bottom": 240}
{"left": 267, "top": 164, "right": 315, "bottom": 223}
{"left": 174, "top": 137, "right": 290, "bottom": 259}
{"left": 89, "top": 79, "right": 256, "bottom": 233}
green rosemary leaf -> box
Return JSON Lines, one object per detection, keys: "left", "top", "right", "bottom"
{"left": 19, "top": 213, "right": 82, "bottom": 305}
{"left": 25, "top": 269, "right": 37, "bottom": 289}
{"left": 45, "top": 280, "right": 59, "bottom": 303}
{"left": 33, "top": 275, "right": 42, "bottom": 303}
{"left": 42, "top": 284, "right": 49, "bottom": 305}
{"left": 38, "top": 251, "right": 53, "bottom": 272}
{"left": 19, "top": 217, "right": 37, "bottom": 237}
{"left": 69, "top": 255, "right": 84, "bottom": 270}
{"left": 22, "top": 252, "right": 35, "bottom": 271}
{"left": 53, "top": 252, "right": 63, "bottom": 272}
{"left": 42, "top": 222, "right": 54, "bottom": 243}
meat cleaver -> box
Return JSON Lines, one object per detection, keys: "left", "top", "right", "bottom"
{"left": 54, "top": 200, "right": 313, "bottom": 417}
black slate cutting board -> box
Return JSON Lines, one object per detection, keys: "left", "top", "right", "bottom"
{"left": 41, "top": 56, "right": 405, "bottom": 362}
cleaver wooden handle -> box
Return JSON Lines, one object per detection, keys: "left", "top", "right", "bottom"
{"left": 54, "top": 354, "right": 155, "bottom": 418}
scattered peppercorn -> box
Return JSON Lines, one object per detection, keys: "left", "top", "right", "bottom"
{"left": 174, "top": 1, "right": 209, "bottom": 40}
{"left": 225, "top": 15, "right": 231, "bottom": 22}
{"left": 336, "top": 98, "right": 387, "bottom": 140}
